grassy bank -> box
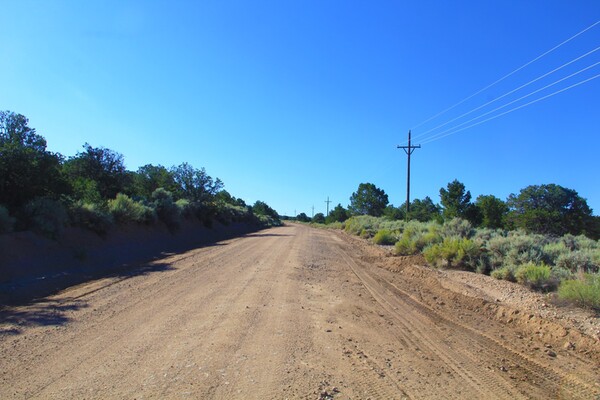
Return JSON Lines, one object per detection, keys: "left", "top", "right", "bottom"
{"left": 331, "top": 216, "right": 600, "bottom": 310}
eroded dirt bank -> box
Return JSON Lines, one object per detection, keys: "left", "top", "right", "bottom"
{"left": 1, "top": 224, "right": 598, "bottom": 399}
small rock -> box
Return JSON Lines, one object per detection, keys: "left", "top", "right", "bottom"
{"left": 500, "top": 366, "right": 508, "bottom": 372}
{"left": 546, "top": 350, "right": 557, "bottom": 357}
{"left": 544, "top": 344, "right": 552, "bottom": 349}
{"left": 563, "top": 341, "right": 576, "bottom": 350}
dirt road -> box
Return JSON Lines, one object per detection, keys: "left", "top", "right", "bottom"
{"left": 1, "top": 224, "right": 599, "bottom": 399}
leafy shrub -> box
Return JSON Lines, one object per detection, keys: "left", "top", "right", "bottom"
{"left": 152, "top": 188, "right": 181, "bottom": 229}
{"left": 69, "top": 201, "right": 113, "bottom": 234}
{"left": 360, "top": 228, "right": 375, "bottom": 239}
{"left": 0, "top": 204, "right": 15, "bottom": 233}
{"left": 378, "top": 219, "right": 407, "bottom": 232}
{"left": 515, "top": 263, "right": 554, "bottom": 291}
{"left": 22, "top": 197, "right": 69, "bottom": 238}
{"left": 394, "top": 222, "right": 441, "bottom": 256}
{"left": 486, "top": 231, "right": 550, "bottom": 270}
{"left": 490, "top": 265, "right": 517, "bottom": 282}
{"left": 373, "top": 229, "right": 397, "bottom": 245}
{"left": 394, "top": 235, "right": 419, "bottom": 255}
{"left": 550, "top": 266, "right": 574, "bottom": 283}
{"left": 542, "top": 241, "right": 570, "bottom": 263}
{"left": 108, "top": 193, "right": 156, "bottom": 224}
{"left": 423, "top": 237, "right": 480, "bottom": 270}
{"left": 558, "top": 274, "right": 600, "bottom": 310}
{"left": 215, "top": 202, "right": 254, "bottom": 225}
{"left": 175, "top": 198, "right": 195, "bottom": 218}
{"left": 563, "top": 234, "right": 598, "bottom": 251}
{"left": 344, "top": 216, "right": 379, "bottom": 236}
{"left": 472, "top": 227, "right": 503, "bottom": 243}
{"left": 555, "top": 250, "right": 599, "bottom": 273}
{"left": 439, "top": 218, "right": 474, "bottom": 238}
{"left": 257, "top": 214, "right": 283, "bottom": 227}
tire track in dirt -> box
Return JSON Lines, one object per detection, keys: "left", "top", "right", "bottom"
{"left": 1, "top": 233, "right": 272, "bottom": 399}
{"left": 2, "top": 224, "right": 599, "bottom": 399}
{"left": 332, "top": 235, "right": 600, "bottom": 400}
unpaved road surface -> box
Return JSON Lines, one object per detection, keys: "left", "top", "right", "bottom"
{"left": 1, "top": 224, "right": 599, "bottom": 399}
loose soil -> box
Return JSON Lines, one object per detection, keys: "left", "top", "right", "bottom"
{"left": 1, "top": 224, "right": 598, "bottom": 399}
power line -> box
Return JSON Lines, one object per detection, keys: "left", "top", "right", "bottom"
{"left": 412, "top": 45, "right": 600, "bottom": 142}
{"left": 408, "top": 19, "right": 600, "bottom": 134}
{"left": 420, "top": 72, "right": 600, "bottom": 145}
{"left": 419, "top": 59, "right": 600, "bottom": 144}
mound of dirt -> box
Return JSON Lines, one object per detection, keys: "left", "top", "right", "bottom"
{"left": 341, "top": 231, "right": 600, "bottom": 359}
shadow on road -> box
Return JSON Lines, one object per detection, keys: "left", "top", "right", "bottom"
{"left": 0, "top": 222, "right": 268, "bottom": 311}
{"left": 0, "top": 261, "right": 176, "bottom": 336}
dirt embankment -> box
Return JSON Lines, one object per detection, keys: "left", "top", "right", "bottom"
{"left": 0, "top": 221, "right": 261, "bottom": 304}
{"left": 1, "top": 224, "right": 598, "bottom": 399}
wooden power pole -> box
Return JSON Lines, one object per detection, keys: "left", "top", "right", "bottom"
{"left": 325, "top": 196, "right": 332, "bottom": 217}
{"left": 397, "top": 130, "right": 421, "bottom": 219}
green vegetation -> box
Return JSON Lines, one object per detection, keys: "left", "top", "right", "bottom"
{"left": 348, "top": 183, "right": 389, "bottom": 217}
{"left": 337, "top": 213, "right": 599, "bottom": 306}
{"left": 423, "top": 237, "right": 480, "bottom": 270}
{"left": 558, "top": 274, "right": 600, "bottom": 310}
{"left": 506, "top": 184, "right": 595, "bottom": 237}
{"left": 373, "top": 229, "right": 396, "bottom": 245}
{"left": 514, "top": 263, "right": 554, "bottom": 291}
{"left": 0, "top": 110, "right": 280, "bottom": 238}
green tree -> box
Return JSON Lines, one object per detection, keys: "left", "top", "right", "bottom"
{"left": 0, "top": 111, "right": 67, "bottom": 211}
{"left": 506, "top": 184, "right": 594, "bottom": 237}
{"left": 296, "top": 212, "right": 310, "bottom": 222}
{"left": 349, "top": 183, "right": 389, "bottom": 217}
{"left": 383, "top": 204, "right": 404, "bottom": 220}
{"left": 252, "top": 200, "right": 279, "bottom": 219}
{"left": 170, "top": 163, "right": 223, "bottom": 203}
{"left": 312, "top": 212, "right": 326, "bottom": 224}
{"left": 132, "top": 164, "right": 179, "bottom": 200}
{"left": 439, "top": 179, "right": 473, "bottom": 221}
{"left": 63, "top": 143, "right": 130, "bottom": 200}
{"left": 215, "top": 190, "right": 246, "bottom": 207}
{"left": 475, "top": 195, "right": 507, "bottom": 229}
{"left": 408, "top": 196, "right": 441, "bottom": 222}
{"left": 326, "top": 204, "right": 350, "bottom": 223}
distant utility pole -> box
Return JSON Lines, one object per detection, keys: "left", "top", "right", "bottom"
{"left": 397, "top": 130, "right": 421, "bottom": 220}
{"left": 311, "top": 205, "right": 315, "bottom": 219}
{"left": 325, "top": 196, "right": 332, "bottom": 216}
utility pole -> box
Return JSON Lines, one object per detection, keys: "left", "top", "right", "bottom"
{"left": 311, "top": 205, "right": 315, "bottom": 219}
{"left": 325, "top": 196, "right": 332, "bottom": 216}
{"left": 397, "top": 130, "right": 421, "bottom": 220}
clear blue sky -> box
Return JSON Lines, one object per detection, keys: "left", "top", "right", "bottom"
{"left": 2, "top": 1, "right": 599, "bottom": 216}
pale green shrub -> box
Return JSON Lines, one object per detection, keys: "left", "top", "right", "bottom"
{"left": 490, "top": 265, "right": 517, "bottom": 282}
{"left": 152, "top": 188, "right": 181, "bottom": 228}
{"left": 515, "top": 263, "right": 554, "bottom": 291}
{"left": 423, "top": 237, "right": 480, "bottom": 270}
{"left": 69, "top": 201, "right": 113, "bottom": 234}
{"left": 558, "top": 274, "right": 600, "bottom": 309}
{"left": 175, "top": 198, "right": 195, "bottom": 218}
{"left": 555, "top": 250, "right": 599, "bottom": 273}
{"left": 22, "top": 198, "right": 69, "bottom": 238}
{"left": 440, "top": 218, "right": 474, "bottom": 238}
{"left": 373, "top": 229, "right": 397, "bottom": 245}
{"left": 109, "top": 193, "right": 156, "bottom": 224}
